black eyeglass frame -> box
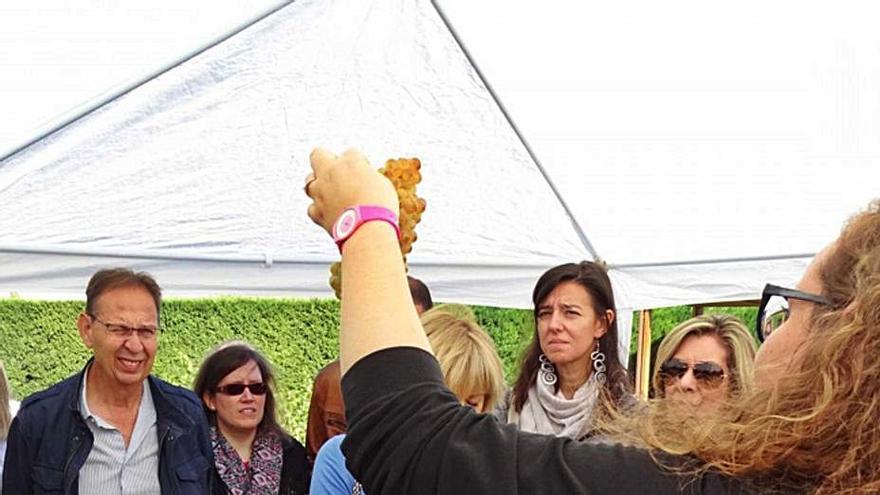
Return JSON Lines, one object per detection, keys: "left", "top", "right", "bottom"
{"left": 86, "top": 312, "right": 161, "bottom": 339}
{"left": 755, "top": 283, "right": 832, "bottom": 343}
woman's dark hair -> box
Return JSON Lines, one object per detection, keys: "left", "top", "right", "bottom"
{"left": 511, "top": 261, "right": 629, "bottom": 413}
{"left": 193, "top": 341, "right": 284, "bottom": 436}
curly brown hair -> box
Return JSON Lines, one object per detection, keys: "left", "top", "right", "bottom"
{"left": 609, "top": 200, "right": 880, "bottom": 494}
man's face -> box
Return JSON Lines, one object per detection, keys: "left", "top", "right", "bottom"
{"left": 77, "top": 284, "right": 159, "bottom": 389}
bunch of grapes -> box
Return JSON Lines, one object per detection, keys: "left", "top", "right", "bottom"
{"left": 329, "top": 157, "right": 426, "bottom": 298}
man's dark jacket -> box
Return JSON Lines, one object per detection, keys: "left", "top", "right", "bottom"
{"left": 2, "top": 361, "right": 213, "bottom": 494}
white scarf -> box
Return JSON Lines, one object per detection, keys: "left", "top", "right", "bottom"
{"left": 512, "top": 373, "right": 601, "bottom": 440}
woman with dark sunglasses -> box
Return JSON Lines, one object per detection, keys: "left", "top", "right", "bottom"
{"left": 652, "top": 314, "right": 757, "bottom": 412}
{"left": 304, "top": 147, "right": 880, "bottom": 494}
{"left": 193, "top": 341, "right": 309, "bottom": 495}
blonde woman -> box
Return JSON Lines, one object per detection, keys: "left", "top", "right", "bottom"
{"left": 310, "top": 306, "right": 505, "bottom": 495}
{"left": 305, "top": 148, "right": 880, "bottom": 494}
{"left": 652, "top": 314, "right": 757, "bottom": 411}
{"left": 419, "top": 305, "right": 506, "bottom": 412}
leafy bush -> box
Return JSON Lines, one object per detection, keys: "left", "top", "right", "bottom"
{"left": 0, "top": 298, "right": 755, "bottom": 441}
{"left": 628, "top": 306, "right": 758, "bottom": 363}
{"left": 0, "top": 298, "right": 534, "bottom": 440}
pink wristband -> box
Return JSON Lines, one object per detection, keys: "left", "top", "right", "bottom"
{"left": 331, "top": 205, "right": 400, "bottom": 253}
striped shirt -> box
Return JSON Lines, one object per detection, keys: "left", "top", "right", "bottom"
{"left": 79, "top": 366, "right": 161, "bottom": 494}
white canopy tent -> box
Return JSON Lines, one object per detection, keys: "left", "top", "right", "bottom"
{"left": 2, "top": 0, "right": 879, "bottom": 361}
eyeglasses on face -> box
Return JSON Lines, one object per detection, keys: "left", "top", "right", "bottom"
{"left": 87, "top": 313, "right": 159, "bottom": 340}
{"left": 658, "top": 358, "right": 727, "bottom": 388}
{"left": 756, "top": 283, "right": 832, "bottom": 343}
{"left": 215, "top": 382, "right": 268, "bottom": 396}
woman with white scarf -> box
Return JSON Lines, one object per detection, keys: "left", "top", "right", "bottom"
{"left": 495, "top": 262, "right": 631, "bottom": 440}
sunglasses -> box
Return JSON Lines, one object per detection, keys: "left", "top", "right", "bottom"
{"left": 215, "top": 382, "right": 268, "bottom": 396}
{"left": 658, "top": 358, "right": 727, "bottom": 388}
{"left": 756, "top": 283, "right": 833, "bottom": 342}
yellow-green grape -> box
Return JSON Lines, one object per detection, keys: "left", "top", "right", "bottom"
{"left": 329, "top": 261, "right": 342, "bottom": 299}
{"left": 334, "top": 157, "right": 425, "bottom": 298}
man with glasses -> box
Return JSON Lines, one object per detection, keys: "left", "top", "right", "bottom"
{"left": 3, "top": 268, "right": 213, "bottom": 494}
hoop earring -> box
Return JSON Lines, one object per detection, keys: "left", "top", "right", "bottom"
{"left": 591, "top": 342, "right": 607, "bottom": 385}
{"left": 538, "top": 353, "right": 557, "bottom": 386}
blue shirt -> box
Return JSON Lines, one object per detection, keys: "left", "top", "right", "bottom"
{"left": 78, "top": 365, "right": 160, "bottom": 494}
{"left": 310, "top": 435, "right": 363, "bottom": 495}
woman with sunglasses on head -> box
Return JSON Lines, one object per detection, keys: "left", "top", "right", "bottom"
{"left": 193, "top": 341, "right": 309, "bottom": 495}
{"left": 305, "top": 147, "right": 880, "bottom": 494}
{"left": 652, "top": 314, "right": 757, "bottom": 412}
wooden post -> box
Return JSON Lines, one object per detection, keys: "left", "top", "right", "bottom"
{"left": 635, "top": 309, "right": 653, "bottom": 401}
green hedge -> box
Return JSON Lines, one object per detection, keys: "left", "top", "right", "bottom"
{"left": 0, "top": 298, "right": 755, "bottom": 441}
{"left": 629, "top": 305, "right": 758, "bottom": 348}
{"left": 0, "top": 298, "right": 536, "bottom": 441}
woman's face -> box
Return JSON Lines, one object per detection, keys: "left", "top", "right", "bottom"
{"left": 203, "top": 359, "right": 267, "bottom": 436}
{"left": 536, "top": 281, "right": 609, "bottom": 369}
{"left": 754, "top": 247, "right": 828, "bottom": 389}
{"left": 662, "top": 333, "right": 730, "bottom": 412}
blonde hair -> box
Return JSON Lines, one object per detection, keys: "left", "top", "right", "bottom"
{"left": 421, "top": 305, "right": 506, "bottom": 411}
{"left": 609, "top": 200, "right": 880, "bottom": 494}
{"left": 651, "top": 314, "right": 757, "bottom": 397}
{"left": 0, "top": 361, "right": 12, "bottom": 439}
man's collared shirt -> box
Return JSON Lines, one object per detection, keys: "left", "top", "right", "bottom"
{"left": 79, "top": 365, "right": 161, "bottom": 495}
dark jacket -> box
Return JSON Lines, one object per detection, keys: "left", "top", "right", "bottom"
{"left": 1, "top": 361, "right": 213, "bottom": 494}
{"left": 211, "top": 433, "right": 310, "bottom": 495}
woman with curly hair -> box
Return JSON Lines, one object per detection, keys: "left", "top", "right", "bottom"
{"left": 304, "top": 147, "right": 880, "bottom": 494}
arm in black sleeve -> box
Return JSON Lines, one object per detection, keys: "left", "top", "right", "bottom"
{"left": 341, "top": 347, "right": 746, "bottom": 495}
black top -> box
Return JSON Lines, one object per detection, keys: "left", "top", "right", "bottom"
{"left": 341, "top": 347, "right": 752, "bottom": 495}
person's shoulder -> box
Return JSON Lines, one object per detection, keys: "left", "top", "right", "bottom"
{"left": 149, "top": 375, "right": 202, "bottom": 413}
{"left": 18, "top": 373, "right": 79, "bottom": 412}
{"left": 316, "top": 434, "right": 346, "bottom": 466}
{"left": 13, "top": 372, "right": 80, "bottom": 432}
{"left": 314, "top": 359, "right": 341, "bottom": 383}
{"left": 280, "top": 431, "right": 307, "bottom": 456}
{"left": 324, "top": 433, "right": 345, "bottom": 451}
{"left": 313, "top": 434, "right": 355, "bottom": 489}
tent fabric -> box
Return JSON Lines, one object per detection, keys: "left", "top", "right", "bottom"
{"left": 0, "top": 0, "right": 587, "bottom": 308}
{"left": 437, "top": 0, "right": 880, "bottom": 266}
{"left": 2, "top": 0, "right": 879, "bottom": 364}
{"left": 0, "top": 0, "right": 287, "bottom": 156}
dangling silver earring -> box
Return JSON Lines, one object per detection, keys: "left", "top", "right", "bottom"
{"left": 538, "top": 354, "right": 557, "bottom": 386}
{"left": 591, "top": 342, "right": 607, "bottom": 385}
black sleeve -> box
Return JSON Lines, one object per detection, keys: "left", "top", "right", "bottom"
{"left": 341, "top": 347, "right": 745, "bottom": 495}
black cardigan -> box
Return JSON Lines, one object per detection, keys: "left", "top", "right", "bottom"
{"left": 212, "top": 433, "right": 310, "bottom": 495}
{"left": 341, "top": 347, "right": 753, "bottom": 495}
